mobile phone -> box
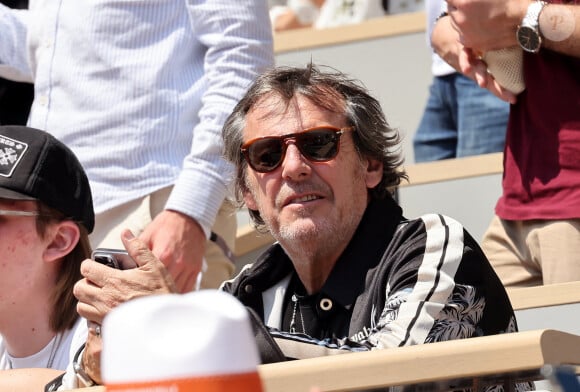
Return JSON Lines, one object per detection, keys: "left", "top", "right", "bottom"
{"left": 92, "top": 248, "right": 137, "bottom": 270}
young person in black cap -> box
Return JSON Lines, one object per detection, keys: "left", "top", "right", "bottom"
{"left": 0, "top": 125, "right": 94, "bottom": 373}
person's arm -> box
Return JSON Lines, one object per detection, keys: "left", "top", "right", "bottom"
{"left": 539, "top": 3, "right": 580, "bottom": 57}
{"left": 447, "top": 0, "right": 580, "bottom": 58}
{"left": 368, "top": 214, "right": 516, "bottom": 349}
{"left": 138, "top": 0, "right": 275, "bottom": 292}
{"left": 0, "top": 5, "right": 33, "bottom": 82}
{"left": 431, "top": 14, "right": 518, "bottom": 103}
{"left": 431, "top": 13, "right": 463, "bottom": 72}
{"left": 0, "top": 368, "right": 64, "bottom": 392}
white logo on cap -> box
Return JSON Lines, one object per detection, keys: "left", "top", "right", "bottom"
{"left": 0, "top": 135, "right": 28, "bottom": 178}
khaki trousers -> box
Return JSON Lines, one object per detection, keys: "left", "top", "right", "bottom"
{"left": 89, "top": 186, "right": 237, "bottom": 289}
{"left": 482, "top": 215, "right": 580, "bottom": 288}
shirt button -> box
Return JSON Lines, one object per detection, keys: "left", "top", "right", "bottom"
{"left": 319, "top": 298, "right": 333, "bottom": 311}
{"left": 244, "top": 284, "right": 253, "bottom": 294}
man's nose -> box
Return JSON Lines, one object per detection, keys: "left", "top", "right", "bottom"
{"left": 281, "top": 142, "right": 311, "bottom": 179}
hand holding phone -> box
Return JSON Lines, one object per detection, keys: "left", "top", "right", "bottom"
{"left": 92, "top": 248, "right": 138, "bottom": 270}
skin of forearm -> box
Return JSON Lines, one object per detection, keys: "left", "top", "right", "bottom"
{"left": 431, "top": 16, "right": 463, "bottom": 71}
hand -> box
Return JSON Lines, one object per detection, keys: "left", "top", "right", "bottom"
{"left": 139, "top": 210, "right": 206, "bottom": 293}
{"left": 457, "top": 47, "right": 518, "bottom": 103}
{"left": 446, "top": 0, "right": 527, "bottom": 51}
{"left": 75, "top": 230, "right": 177, "bottom": 384}
{"left": 432, "top": 16, "right": 517, "bottom": 104}
{"left": 75, "top": 229, "right": 177, "bottom": 325}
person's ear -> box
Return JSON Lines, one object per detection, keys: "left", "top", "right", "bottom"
{"left": 43, "top": 221, "right": 81, "bottom": 263}
{"left": 242, "top": 175, "right": 259, "bottom": 210}
{"left": 364, "top": 158, "right": 383, "bottom": 189}
{"left": 243, "top": 189, "right": 259, "bottom": 211}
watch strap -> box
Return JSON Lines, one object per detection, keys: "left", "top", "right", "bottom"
{"left": 73, "top": 343, "right": 97, "bottom": 387}
{"left": 521, "top": 1, "right": 547, "bottom": 29}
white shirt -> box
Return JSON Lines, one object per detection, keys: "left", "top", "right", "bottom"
{"left": 427, "top": 0, "right": 455, "bottom": 76}
{"left": 0, "top": 317, "right": 87, "bottom": 371}
{"left": 0, "top": 0, "right": 274, "bottom": 236}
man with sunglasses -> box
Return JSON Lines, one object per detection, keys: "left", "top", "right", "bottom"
{"left": 39, "top": 65, "right": 532, "bottom": 391}
{"left": 0, "top": 125, "right": 93, "bottom": 387}
{"left": 218, "top": 64, "right": 526, "bottom": 365}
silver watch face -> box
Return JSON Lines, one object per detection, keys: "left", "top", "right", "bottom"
{"left": 517, "top": 25, "right": 542, "bottom": 53}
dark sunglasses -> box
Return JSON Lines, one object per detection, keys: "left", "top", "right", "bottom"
{"left": 241, "top": 126, "right": 355, "bottom": 173}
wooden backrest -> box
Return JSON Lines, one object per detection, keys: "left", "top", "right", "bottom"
{"left": 67, "top": 330, "right": 580, "bottom": 392}
{"left": 508, "top": 281, "right": 580, "bottom": 336}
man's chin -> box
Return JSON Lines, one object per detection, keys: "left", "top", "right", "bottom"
{"left": 274, "top": 218, "right": 322, "bottom": 242}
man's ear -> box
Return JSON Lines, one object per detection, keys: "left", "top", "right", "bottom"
{"left": 241, "top": 174, "right": 259, "bottom": 210}
{"left": 243, "top": 189, "right": 259, "bottom": 211}
{"left": 43, "top": 221, "right": 81, "bottom": 263}
{"left": 365, "top": 158, "right": 383, "bottom": 189}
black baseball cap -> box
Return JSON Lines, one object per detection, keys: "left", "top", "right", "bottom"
{"left": 0, "top": 125, "right": 95, "bottom": 233}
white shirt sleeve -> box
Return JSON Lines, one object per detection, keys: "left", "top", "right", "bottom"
{"left": 165, "top": 0, "right": 274, "bottom": 235}
{"left": 0, "top": 5, "right": 34, "bottom": 82}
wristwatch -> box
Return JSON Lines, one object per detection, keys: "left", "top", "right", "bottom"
{"left": 516, "top": 1, "right": 547, "bottom": 53}
{"left": 73, "top": 344, "right": 97, "bottom": 387}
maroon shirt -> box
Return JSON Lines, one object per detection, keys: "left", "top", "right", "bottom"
{"left": 496, "top": 2, "right": 580, "bottom": 220}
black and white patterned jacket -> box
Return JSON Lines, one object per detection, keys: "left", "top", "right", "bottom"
{"left": 223, "top": 197, "right": 519, "bottom": 359}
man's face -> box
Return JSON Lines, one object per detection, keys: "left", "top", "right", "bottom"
{"left": 0, "top": 199, "right": 48, "bottom": 308}
{"left": 242, "top": 94, "right": 382, "bottom": 258}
